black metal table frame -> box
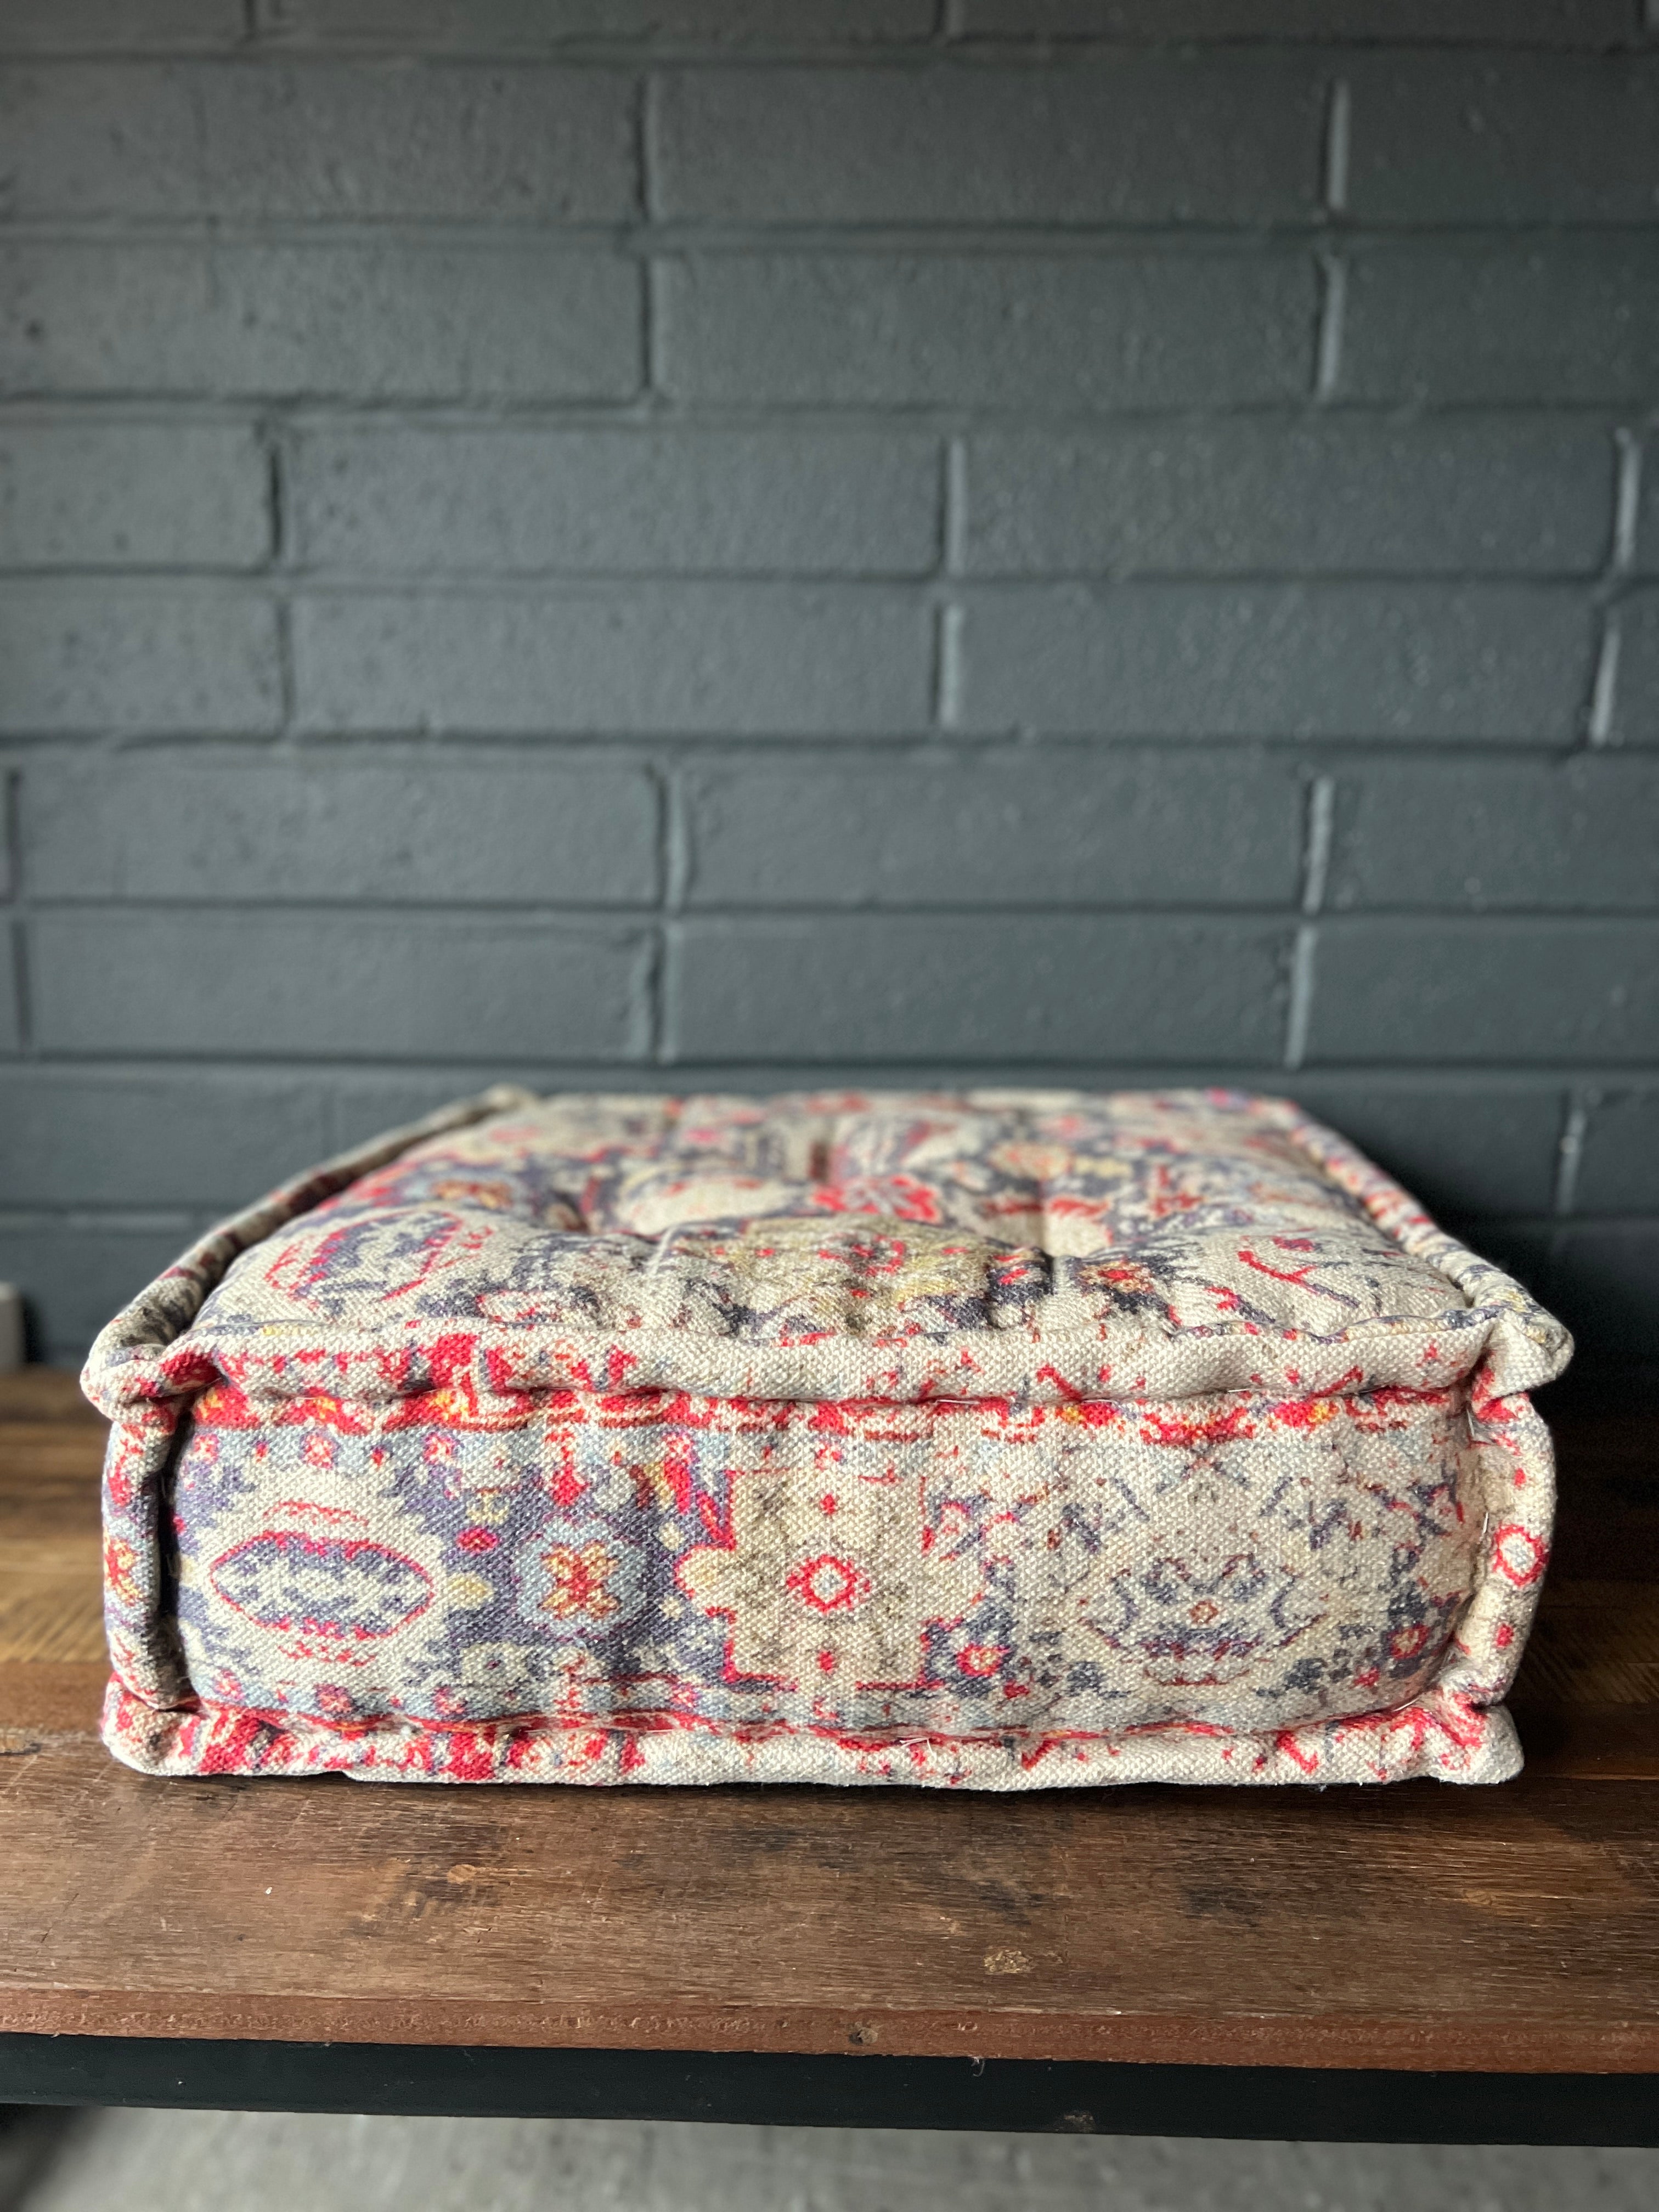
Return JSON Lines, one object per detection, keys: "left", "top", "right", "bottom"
{"left": 1, "top": 2039, "right": 1656, "bottom": 2145}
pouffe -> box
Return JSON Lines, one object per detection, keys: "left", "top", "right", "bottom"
{"left": 83, "top": 1087, "right": 1571, "bottom": 1788}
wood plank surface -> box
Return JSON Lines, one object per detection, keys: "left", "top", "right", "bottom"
{"left": 1, "top": 1371, "right": 1657, "bottom": 2072}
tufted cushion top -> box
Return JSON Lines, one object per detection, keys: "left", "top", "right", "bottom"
{"left": 123, "top": 1088, "right": 1570, "bottom": 1413}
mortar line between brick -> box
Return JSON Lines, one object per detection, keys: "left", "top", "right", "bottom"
{"left": 1553, "top": 1094, "right": 1590, "bottom": 1217}
{"left": 273, "top": 595, "right": 296, "bottom": 735}
{"left": 263, "top": 429, "right": 288, "bottom": 567}
{"left": 934, "top": 602, "right": 966, "bottom": 730}
{"left": 24, "top": 1051, "right": 1659, "bottom": 1080}
{"left": 943, "top": 435, "right": 968, "bottom": 575}
{"left": 1612, "top": 427, "right": 1644, "bottom": 573}
{"left": 30, "top": 216, "right": 1659, "bottom": 250}
{"left": 1322, "top": 77, "right": 1352, "bottom": 217}
{"left": 1301, "top": 774, "right": 1336, "bottom": 916}
{"left": 642, "top": 924, "right": 665, "bottom": 1065}
{"left": 1283, "top": 925, "right": 1318, "bottom": 1072}
{"left": 637, "top": 72, "right": 658, "bottom": 226}
{"left": 1585, "top": 614, "right": 1622, "bottom": 746}
{"left": 661, "top": 765, "right": 690, "bottom": 912}
{"left": 643, "top": 258, "right": 666, "bottom": 402}
{"left": 10, "top": 919, "right": 30, "bottom": 1059}
{"left": 1313, "top": 253, "right": 1346, "bottom": 403}
{"left": 654, "top": 770, "right": 690, "bottom": 1066}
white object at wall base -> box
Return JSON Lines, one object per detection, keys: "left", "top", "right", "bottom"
{"left": 0, "top": 1285, "right": 23, "bottom": 1375}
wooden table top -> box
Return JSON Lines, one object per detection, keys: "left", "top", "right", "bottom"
{"left": 3, "top": 1368, "right": 1657, "bottom": 2076}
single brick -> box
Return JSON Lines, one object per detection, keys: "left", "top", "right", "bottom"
{"left": 23, "top": 753, "right": 660, "bottom": 905}
{"left": 29, "top": 910, "right": 654, "bottom": 1061}
{"left": 0, "top": 1, "right": 243, "bottom": 48}
{"left": 680, "top": 748, "right": 1305, "bottom": 908}
{"left": 957, "top": 583, "right": 1595, "bottom": 741}
{"left": 1340, "top": 244, "right": 1659, "bottom": 405}
{"left": 0, "top": 61, "right": 636, "bottom": 221}
{"left": 0, "top": 422, "right": 270, "bottom": 569}
{"left": 962, "top": 421, "right": 1614, "bottom": 578}
{"left": 1347, "top": 54, "right": 1659, "bottom": 226}
{"left": 1285, "top": 1076, "right": 1567, "bottom": 1217}
{"left": 654, "top": 58, "right": 1324, "bottom": 226}
{"left": 291, "top": 427, "right": 940, "bottom": 577}
{"left": 0, "top": 1214, "right": 205, "bottom": 1365}
{"left": 1546, "top": 1222, "right": 1659, "bottom": 1367}
{"left": 951, "top": 0, "right": 1638, "bottom": 38}
{"left": 292, "top": 587, "right": 933, "bottom": 736}
{"left": 0, "top": 243, "right": 642, "bottom": 403}
{"left": 1307, "top": 918, "right": 1659, "bottom": 1065}
{"left": 1325, "top": 755, "right": 1659, "bottom": 912}
{"left": 659, "top": 253, "right": 1317, "bottom": 411}
{"left": 1574, "top": 1090, "right": 1659, "bottom": 1215}
{"left": 667, "top": 915, "right": 1291, "bottom": 1064}
{"left": 0, "top": 589, "right": 281, "bottom": 735}
{"left": 1609, "top": 591, "right": 1659, "bottom": 744}
{"left": 257, "top": 0, "right": 933, "bottom": 46}
{"left": 0, "top": 1068, "right": 335, "bottom": 1206}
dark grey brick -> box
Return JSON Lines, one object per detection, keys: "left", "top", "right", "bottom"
{"left": 292, "top": 587, "right": 933, "bottom": 736}
{"left": 962, "top": 421, "right": 1614, "bottom": 579}
{"left": 0, "top": 589, "right": 281, "bottom": 735}
{"left": 1340, "top": 244, "right": 1659, "bottom": 405}
{"left": 659, "top": 253, "right": 1317, "bottom": 411}
{"left": 0, "top": 1, "right": 242, "bottom": 48}
{"left": 681, "top": 749, "right": 1305, "bottom": 908}
{"left": 668, "top": 915, "right": 1291, "bottom": 1063}
{"left": 30, "top": 910, "right": 653, "bottom": 1061}
{"left": 1347, "top": 54, "right": 1659, "bottom": 225}
{"left": 1608, "top": 590, "right": 1659, "bottom": 744}
{"left": 0, "top": 1214, "right": 204, "bottom": 1366}
{"left": 654, "top": 59, "right": 1323, "bottom": 226}
{"left": 291, "top": 427, "right": 940, "bottom": 577}
{"left": 24, "top": 754, "right": 660, "bottom": 905}
{"left": 1307, "top": 918, "right": 1659, "bottom": 1065}
{"left": 1325, "top": 755, "right": 1659, "bottom": 912}
{"left": 0, "top": 243, "right": 641, "bottom": 403}
{"left": 1285, "top": 1076, "right": 1567, "bottom": 1218}
{"left": 957, "top": 584, "right": 1595, "bottom": 741}
{"left": 952, "top": 1, "right": 1639, "bottom": 39}
{"left": 1547, "top": 1222, "right": 1659, "bottom": 1367}
{"left": 0, "top": 61, "right": 636, "bottom": 221}
{"left": 0, "top": 1068, "right": 334, "bottom": 1206}
{"left": 1575, "top": 1089, "right": 1659, "bottom": 1215}
{"left": 0, "top": 422, "right": 270, "bottom": 569}
{"left": 258, "top": 0, "right": 933, "bottom": 45}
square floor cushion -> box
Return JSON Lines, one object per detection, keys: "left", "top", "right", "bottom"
{"left": 84, "top": 1088, "right": 1570, "bottom": 1788}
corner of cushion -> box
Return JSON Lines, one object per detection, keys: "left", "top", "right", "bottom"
{"left": 80, "top": 1083, "right": 533, "bottom": 1419}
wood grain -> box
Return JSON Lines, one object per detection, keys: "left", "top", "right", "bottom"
{"left": 2, "top": 1370, "right": 1657, "bottom": 2070}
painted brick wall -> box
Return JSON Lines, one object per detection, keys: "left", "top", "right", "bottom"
{"left": 2, "top": 0, "right": 1657, "bottom": 1402}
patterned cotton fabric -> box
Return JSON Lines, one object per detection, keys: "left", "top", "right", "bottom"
{"left": 84, "top": 1088, "right": 1571, "bottom": 1788}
